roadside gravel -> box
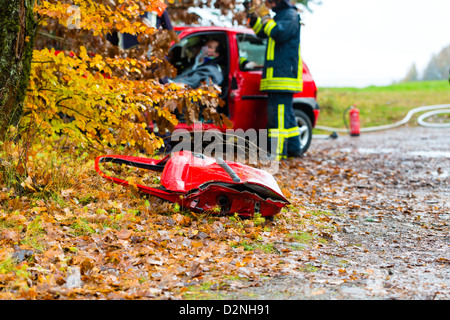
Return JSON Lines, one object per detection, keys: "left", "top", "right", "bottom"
{"left": 222, "top": 126, "right": 449, "bottom": 300}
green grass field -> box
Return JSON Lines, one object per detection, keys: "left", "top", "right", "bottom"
{"left": 315, "top": 80, "right": 450, "bottom": 133}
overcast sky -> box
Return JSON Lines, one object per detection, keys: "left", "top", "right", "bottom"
{"left": 300, "top": 0, "right": 450, "bottom": 87}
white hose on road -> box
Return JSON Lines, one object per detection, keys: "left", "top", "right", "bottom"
{"left": 417, "top": 109, "right": 450, "bottom": 128}
{"left": 315, "top": 104, "right": 450, "bottom": 134}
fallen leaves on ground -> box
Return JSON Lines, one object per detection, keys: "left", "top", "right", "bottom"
{"left": 1, "top": 138, "right": 448, "bottom": 299}
{"left": 0, "top": 154, "right": 339, "bottom": 300}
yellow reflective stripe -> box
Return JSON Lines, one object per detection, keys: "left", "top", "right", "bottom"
{"left": 261, "top": 86, "right": 303, "bottom": 92}
{"left": 268, "top": 127, "right": 300, "bottom": 138}
{"left": 278, "top": 133, "right": 284, "bottom": 157}
{"left": 261, "top": 77, "right": 303, "bottom": 87}
{"left": 267, "top": 37, "right": 275, "bottom": 60}
{"left": 261, "top": 86, "right": 303, "bottom": 91}
{"left": 268, "top": 129, "right": 286, "bottom": 136}
{"left": 276, "top": 104, "right": 285, "bottom": 155}
{"left": 252, "top": 18, "right": 262, "bottom": 34}
{"left": 278, "top": 104, "right": 285, "bottom": 131}
{"left": 268, "top": 104, "right": 287, "bottom": 158}
{"left": 285, "top": 126, "right": 300, "bottom": 138}
{"left": 266, "top": 67, "right": 273, "bottom": 79}
{"left": 263, "top": 78, "right": 302, "bottom": 85}
{"left": 264, "top": 20, "right": 276, "bottom": 36}
{"left": 272, "top": 133, "right": 283, "bottom": 156}
{"left": 285, "top": 127, "right": 300, "bottom": 133}
{"left": 297, "top": 45, "right": 303, "bottom": 81}
{"left": 264, "top": 20, "right": 276, "bottom": 61}
{"left": 261, "top": 83, "right": 303, "bottom": 90}
{"left": 260, "top": 80, "right": 303, "bottom": 91}
{"left": 268, "top": 129, "right": 283, "bottom": 159}
{"left": 268, "top": 131, "right": 278, "bottom": 137}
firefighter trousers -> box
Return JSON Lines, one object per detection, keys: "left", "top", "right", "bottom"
{"left": 266, "top": 92, "right": 301, "bottom": 160}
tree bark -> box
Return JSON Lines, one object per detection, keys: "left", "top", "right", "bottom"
{"left": 0, "top": 0, "right": 36, "bottom": 140}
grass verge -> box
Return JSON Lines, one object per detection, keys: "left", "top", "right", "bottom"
{"left": 315, "top": 80, "right": 449, "bottom": 132}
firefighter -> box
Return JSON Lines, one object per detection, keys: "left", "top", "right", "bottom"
{"left": 246, "top": 0, "right": 303, "bottom": 160}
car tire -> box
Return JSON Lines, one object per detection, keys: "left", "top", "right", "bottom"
{"left": 294, "top": 109, "right": 312, "bottom": 155}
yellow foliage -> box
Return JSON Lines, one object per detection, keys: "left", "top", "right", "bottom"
{"left": 34, "top": 0, "right": 159, "bottom": 36}
{"left": 25, "top": 1, "right": 224, "bottom": 155}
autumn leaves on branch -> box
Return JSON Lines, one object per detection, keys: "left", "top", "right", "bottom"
{"left": 25, "top": 0, "right": 225, "bottom": 155}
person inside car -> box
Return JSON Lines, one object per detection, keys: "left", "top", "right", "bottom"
{"left": 170, "top": 39, "right": 225, "bottom": 89}
{"left": 193, "top": 39, "right": 222, "bottom": 68}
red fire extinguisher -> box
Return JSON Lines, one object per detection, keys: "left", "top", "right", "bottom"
{"left": 349, "top": 105, "right": 360, "bottom": 136}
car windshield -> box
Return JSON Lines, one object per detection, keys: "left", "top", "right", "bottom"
{"left": 237, "top": 33, "right": 266, "bottom": 69}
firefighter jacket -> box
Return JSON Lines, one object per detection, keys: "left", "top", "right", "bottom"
{"left": 251, "top": 0, "right": 302, "bottom": 93}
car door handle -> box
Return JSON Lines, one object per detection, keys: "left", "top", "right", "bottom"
{"left": 231, "top": 76, "right": 238, "bottom": 90}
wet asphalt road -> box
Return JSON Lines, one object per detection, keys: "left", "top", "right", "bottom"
{"left": 221, "top": 126, "right": 450, "bottom": 300}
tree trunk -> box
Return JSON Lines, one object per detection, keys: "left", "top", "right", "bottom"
{"left": 0, "top": 0, "right": 36, "bottom": 140}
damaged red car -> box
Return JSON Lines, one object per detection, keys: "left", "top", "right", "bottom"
{"left": 96, "top": 151, "right": 289, "bottom": 217}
